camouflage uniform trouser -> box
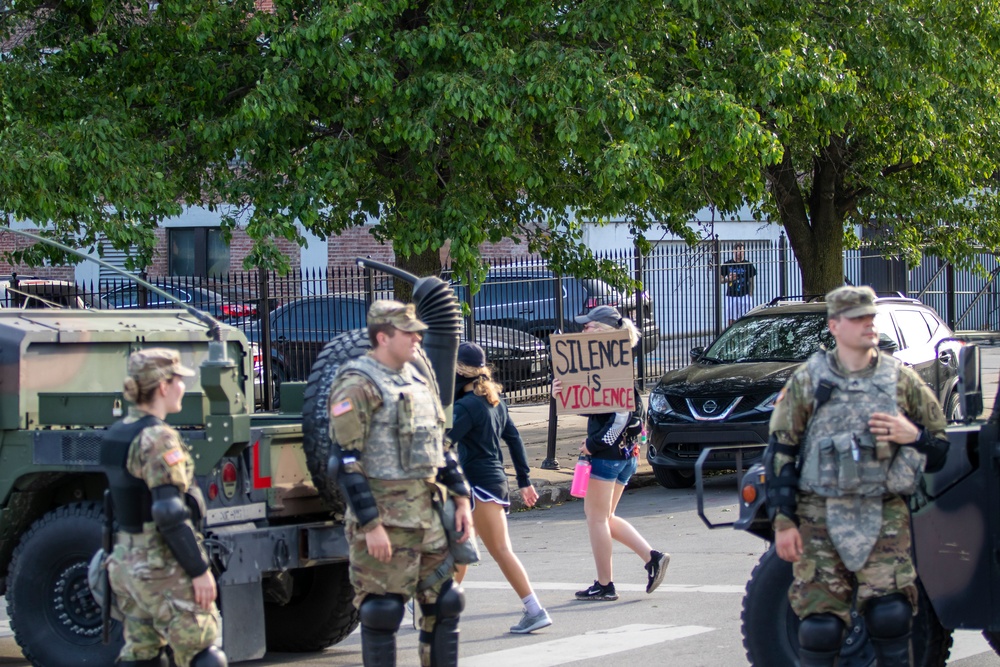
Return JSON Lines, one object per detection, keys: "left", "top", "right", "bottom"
{"left": 108, "top": 532, "right": 221, "bottom": 667}
{"left": 790, "top": 494, "right": 919, "bottom": 626}
{"left": 347, "top": 516, "right": 453, "bottom": 666}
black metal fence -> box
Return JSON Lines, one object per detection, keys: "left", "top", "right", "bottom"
{"left": 4, "top": 236, "right": 999, "bottom": 409}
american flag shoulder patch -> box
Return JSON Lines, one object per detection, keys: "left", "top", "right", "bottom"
{"left": 331, "top": 398, "right": 354, "bottom": 417}
{"left": 163, "top": 448, "right": 185, "bottom": 467}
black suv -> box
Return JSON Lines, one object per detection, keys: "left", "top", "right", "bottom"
{"left": 646, "top": 295, "right": 964, "bottom": 489}
{"left": 454, "top": 266, "right": 661, "bottom": 353}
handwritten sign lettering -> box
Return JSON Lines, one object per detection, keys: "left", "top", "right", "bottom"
{"left": 551, "top": 329, "right": 635, "bottom": 415}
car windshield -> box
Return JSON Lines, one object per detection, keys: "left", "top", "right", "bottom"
{"left": 702, "top": 312, "right": 833, "bottom": 363}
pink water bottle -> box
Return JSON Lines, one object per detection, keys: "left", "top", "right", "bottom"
{"left": 570, "top": 455, "right": 591, "bottom": 498}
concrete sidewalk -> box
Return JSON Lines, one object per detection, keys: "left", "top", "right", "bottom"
{"left": 502, "top": 344, "right": 1000, "bottom": 512}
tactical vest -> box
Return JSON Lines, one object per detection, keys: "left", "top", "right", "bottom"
{"left": 341, "top": 355, "right": 445, "bottom": 480}
{"left": 101, "top": 415, "right": 160, "bottom": 533}
{"left": 799, "top": 351, "right": 913, "bottom": 497}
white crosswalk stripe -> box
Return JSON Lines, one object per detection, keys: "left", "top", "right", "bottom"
{"left": 462, "top": 580, "right": 745, "bottom": 594}
{"left": 461, "top": 624, "right": 713, "bottom": 667}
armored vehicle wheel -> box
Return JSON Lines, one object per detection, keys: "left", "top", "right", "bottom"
{"left": 742, "top": 548, "right": 952, "bottom": 667}
{"left": 264, "top": 563, "right": 359, "bottom": 651}
{"left": 6, "top": 502, "right": 124, "bottom": 667}
{"left": 302, "top": 329, "right": 372, "bottom": 510}
{"left": 652, "top": 463, "right": 695, "bottom": 489}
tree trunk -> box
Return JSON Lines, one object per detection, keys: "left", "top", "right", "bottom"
{"left": 768, "top": 141, "right": 849, "bottom": 296}
{"left": 393, "top": 245, "right": 442, "bottom": 302}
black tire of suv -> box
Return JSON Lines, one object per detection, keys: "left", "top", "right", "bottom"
{"left": 651, "top": 464, "right": 696, "bottom": 489}
{"left": 742, "top": 548, "right": 953, "bottom": 667}
{"left": 6, "top": 502, "right": 124, "bottom": 667}
{"left": 301, "top": 329, "right": 372, "bottom": 511}
{"left": 264, "top": 563, "right": 359, "bottom": 652}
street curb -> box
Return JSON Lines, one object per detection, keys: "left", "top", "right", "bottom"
{"left": 507, "top": 470, "right": 658, "bottom": 513}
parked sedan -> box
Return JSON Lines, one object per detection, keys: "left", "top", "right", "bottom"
{"left": 245, "top": 294, "right": 549, "bottom": 395}
{"left": 645, "top": 295, "right": 964, "bottom": 489}
{"left": 101, "top": 282, "right": 256, "bottom": 322}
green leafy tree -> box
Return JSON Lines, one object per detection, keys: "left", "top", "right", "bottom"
{"left": 670, "top": 0, "right": 1000, "bottom": 293}
{"left": 0, "top": 0, "right": 781, "bottom": 290}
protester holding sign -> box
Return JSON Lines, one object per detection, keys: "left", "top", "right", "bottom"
{"left": 552, "top": 305, "right": 670, "bottom": 602}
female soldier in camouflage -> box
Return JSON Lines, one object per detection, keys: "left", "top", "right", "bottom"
{"left": 104, "top": 348, "right": 226, "bottom": 667}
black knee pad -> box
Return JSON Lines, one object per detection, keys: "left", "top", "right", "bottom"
{"left": 119, "top": 652, "right": 168, "bottom": 667}
{"left": 360, "top": 593, "right": 406, "bottom": 631}
{"left": 799, "top": 613, "right": 845, "bottom": 652}
{"left": 865, "top": 593, "right": 912, "bottom": 639}
{"left": 436, "top": 579, "right": 465, "bottom": 619}
{"left": 190, "top": 646, "right": 227, "bottom": 667}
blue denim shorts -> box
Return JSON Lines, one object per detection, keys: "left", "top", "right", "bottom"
{"left": 589, "top": 456, "right": 638, "bottom": 485}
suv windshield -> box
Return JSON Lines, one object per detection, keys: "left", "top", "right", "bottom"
{"left": 703, "top": 313, "right": 833, "bottom": 363}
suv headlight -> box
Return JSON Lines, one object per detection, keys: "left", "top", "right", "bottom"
{"left": 649, "top": 392, "right": 671, "bottom": 414}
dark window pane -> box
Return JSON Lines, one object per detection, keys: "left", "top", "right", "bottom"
{"left": 169, "top": 229, "right": 196, "bottom": 276}
{"left": 207, "top": 230, "right": 230, "bottom": 278}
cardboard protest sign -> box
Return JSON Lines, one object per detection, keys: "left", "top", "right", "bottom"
{"left": 551, "top": 329, "right": 635, "bottom": 415}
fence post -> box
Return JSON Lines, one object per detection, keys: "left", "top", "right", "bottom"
{"left": 946, "top": 262, "right": 957, "bottom": 330}
{"left": 464, "top": 271, "right": 475, "bottom": 341}
{"left": 364, "top": 260, "right": 376, "bottom": 305}
{"left": 633, "top": 239, "right": 646, "bottom": 390}
{"left": 258, "top": 267, "right": 273, "bottom": 410}
{"left": 713, "top": 236, "right": 723, "bottom": 337}
{"left": 778, "top": 232, "right": 788, "bottom": 297}
{"left": 541, "top": 272, "right": 565, "bottom": 471}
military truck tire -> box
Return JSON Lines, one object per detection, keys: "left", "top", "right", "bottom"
{"left": 6, "top": 502, "right": 123, "bottom": 667}
{"left": 651, "top": 463, "right": 695, "bottom": 489}
{"left": 301, "top": 329, "right": 372, "bottom": 510}
{"left": 741, "top": 548, "right": 951, "bottom": 667}
{"left": 264, "top": 563, "right": 359, "bottom": 651}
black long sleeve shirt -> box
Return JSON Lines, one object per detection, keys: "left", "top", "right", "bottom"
{"left": 449, "top": 392, "right": 532, "bottom": 490}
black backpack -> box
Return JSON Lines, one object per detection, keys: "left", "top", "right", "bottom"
{"left": 622, "top": 383, "right": 645, "bottom": 448}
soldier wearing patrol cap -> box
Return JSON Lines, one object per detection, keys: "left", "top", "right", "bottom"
{"left": 328, "top": 299, "right": 474, "bottom": 667}
{"left": 102, "top": 348, "right": 226, "bottom": 667}
{"left": 765, "top": 285, "right": 950, "bottom": 667}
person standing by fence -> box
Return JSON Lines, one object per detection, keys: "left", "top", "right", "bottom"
{"left": 721, "top": 242, "right": 757, "bottom": 325}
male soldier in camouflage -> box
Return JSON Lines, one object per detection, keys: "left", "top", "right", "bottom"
{"left": 103, "top": 348, "right": 226, "bottom": 667}
{"left": 328, "top": 300, "right": 474, "bottom": 667}
{"left": 766, "top": 286, "right": 949, "bottom": 667}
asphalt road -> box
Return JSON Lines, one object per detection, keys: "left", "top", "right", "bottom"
{"left": 2, "top": 478, "right": 994, "bottom": 666}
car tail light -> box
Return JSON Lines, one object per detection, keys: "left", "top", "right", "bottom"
{"left": 221, "top": 461, "right": 238, "bottom": 499}
{"left": 208, "top": 483, "right": 219, "bottom": 501}
{"left": 222, "top": 303, "right": 255, "bottom": 318}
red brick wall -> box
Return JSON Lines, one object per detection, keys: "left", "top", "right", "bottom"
{"left": 0, "top": 229, "right": 77, "bottom": 280}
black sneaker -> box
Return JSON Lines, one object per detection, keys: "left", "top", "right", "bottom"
{"left": 645, "top": 550, "right": 670, "bottom": 594}
{"left": 575, "top": 580, "right": 618, "bottom": 601}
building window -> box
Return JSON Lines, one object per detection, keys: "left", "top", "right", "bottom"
{"left": 169, "top": 228, "right": 230, "bottom": 277}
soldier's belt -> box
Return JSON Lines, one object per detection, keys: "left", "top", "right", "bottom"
{"left": 116, "top": 530, "right": 159, "bottom": 548}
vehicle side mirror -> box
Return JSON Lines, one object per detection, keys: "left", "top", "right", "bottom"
{"left": 690, "top": 346, "right": 705, "bottom": 361}
{"left": 958, "top": 345, "right": 983, "bottom": 422}
{"left": 877, "top": 334, "right": 898, "bottom": 354}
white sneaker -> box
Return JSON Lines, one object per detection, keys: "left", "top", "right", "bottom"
{"left": 509, "top": 608, "right": 553, "bottom": 634}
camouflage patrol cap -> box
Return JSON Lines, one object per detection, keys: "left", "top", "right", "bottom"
{"left": 127, "top": 348, "right": 196, "bottom": 384}
{"left": 368, "top": 299, "right": 427, "bottom": 332}
{"left": 827, "top": 285, "right": 878, "bottom": 319}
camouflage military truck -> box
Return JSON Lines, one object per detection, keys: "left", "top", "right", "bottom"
{"left": 0, "top": 308, "right": 358, "bottom": 666}
{"left": 694, "top": 341, "right": 1000, "bottom": 666}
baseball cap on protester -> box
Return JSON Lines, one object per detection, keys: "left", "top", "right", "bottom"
{"left": 367, "top": 299, "right": 428, "bottom": 332}
{"left": 574, "top": 304, "right": 623, "bottom": 328}
{"left": 457, "top": 341, "right": 487, "bottom": 368}
{"left": 127, "top": 348, "right": 196, "bottom": 385}
{"left": 826, "top": 285, "right": 878, "bottom": 319}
